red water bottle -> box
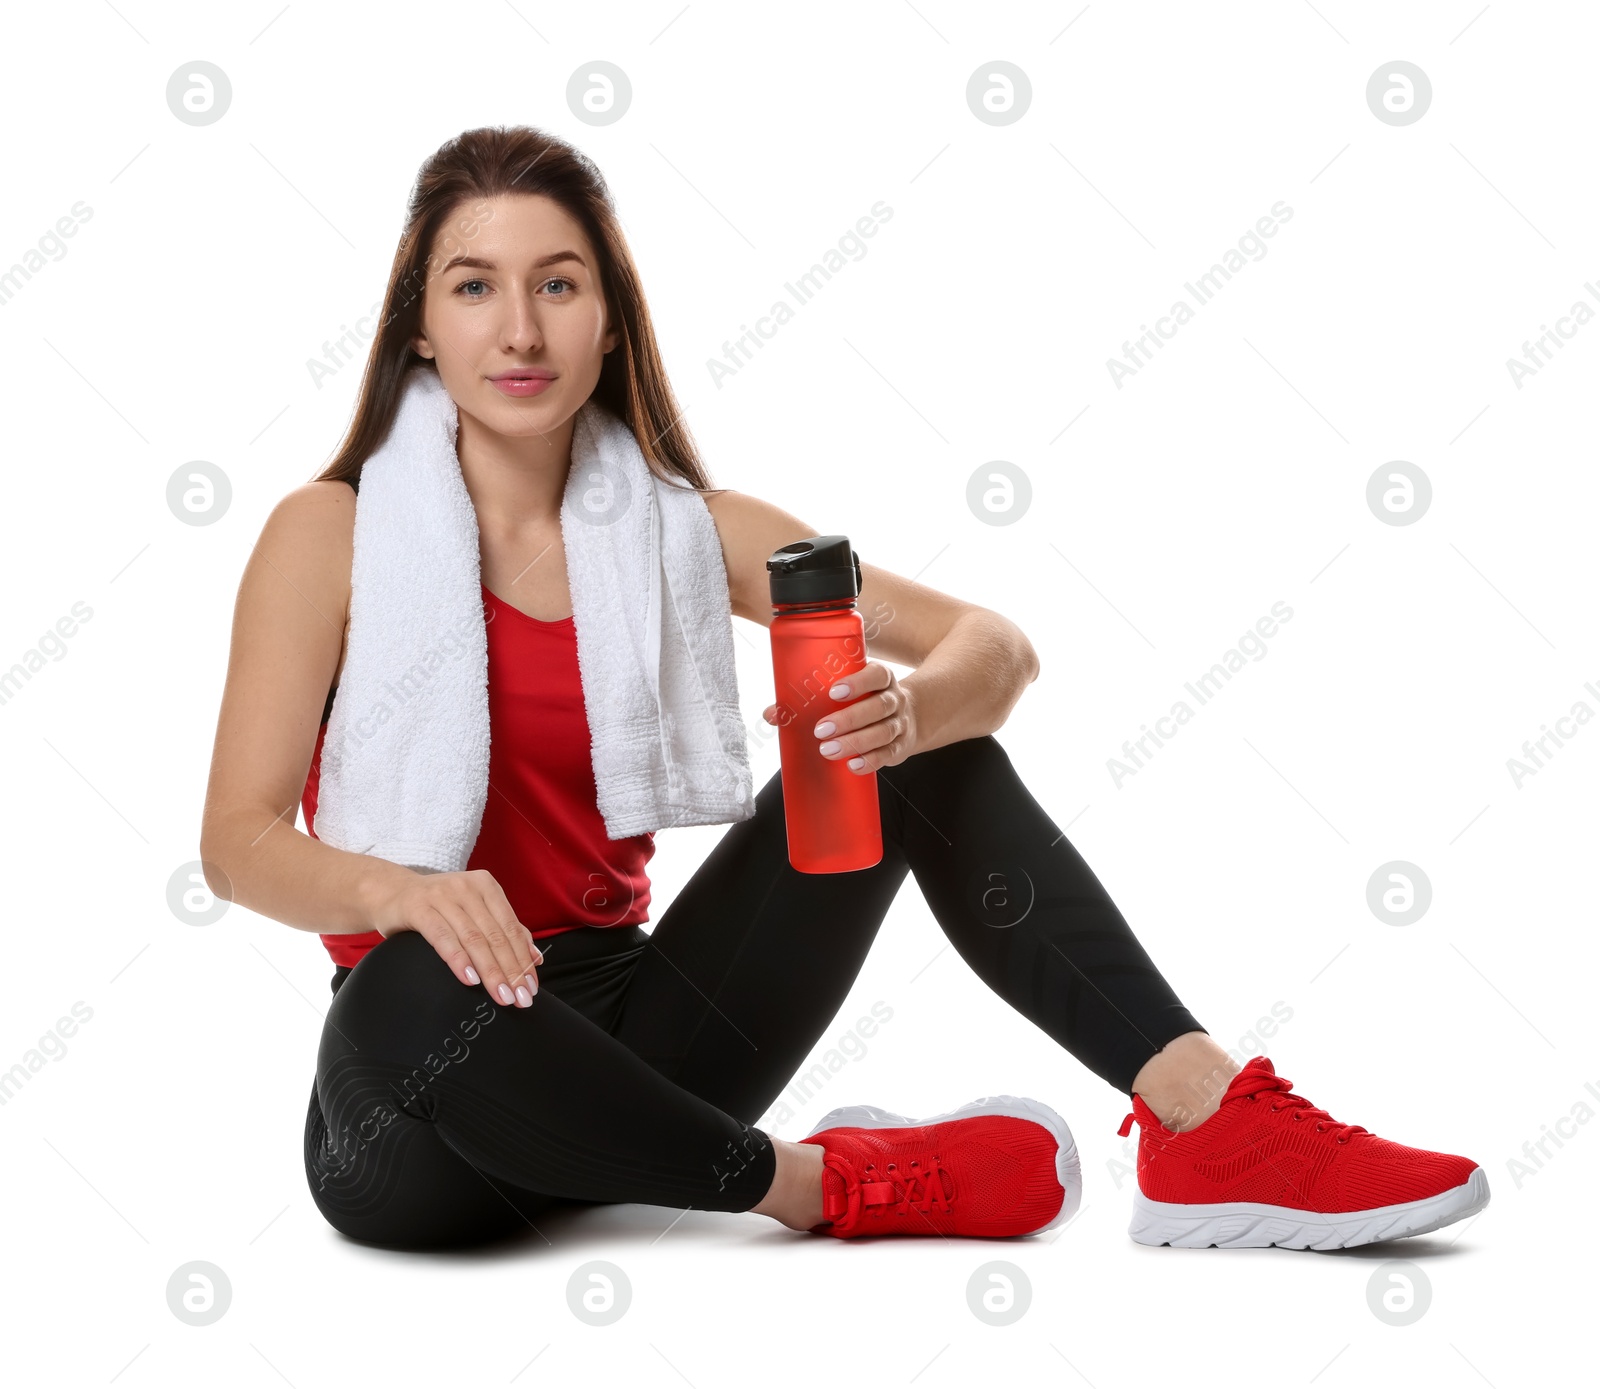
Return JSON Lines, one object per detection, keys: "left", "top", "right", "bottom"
{"left": 766, "top": 535, "right": 883, "bottom": 873}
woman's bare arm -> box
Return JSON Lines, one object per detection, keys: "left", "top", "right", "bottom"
{"left": 198, "top": 481, "right": 413, "bottom": 933}
{"left": 701, "top": 487, "right": 1040, "bottom": 760}
{"left": 200, "top": 481, "right": 544, "bottom": 1010}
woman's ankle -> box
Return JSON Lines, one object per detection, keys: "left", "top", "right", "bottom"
{"left": 1130, "top": 1032, "right": 1240, "bottom": 1132}
{"left": 749, "top": 1137, "right": 825, "bottom": 1231}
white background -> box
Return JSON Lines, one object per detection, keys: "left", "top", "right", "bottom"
{"left": 1, "top": 1, "right": 1592, "bottom": 1384}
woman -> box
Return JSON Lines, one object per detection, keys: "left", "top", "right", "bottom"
{"left": 199, "top": 125, "right": 1487, "bottom": 1252}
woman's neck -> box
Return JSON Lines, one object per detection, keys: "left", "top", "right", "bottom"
{"left": 455, "top": 401, "right": 575, "bottom": 531}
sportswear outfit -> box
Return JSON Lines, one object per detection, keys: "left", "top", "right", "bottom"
{"left": 300, "top": 541, "right": 1203, "bottom": 1248}
{"left": 301, "top": 482, "right": 1486, "bottom": 1250}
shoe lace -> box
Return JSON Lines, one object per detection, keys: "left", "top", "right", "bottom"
{"left": 822, "top": 1149, "right": 953, "bottom": 1232}
{"left": 1231, "top": 1066, "right": 1369, "bottom": 1144}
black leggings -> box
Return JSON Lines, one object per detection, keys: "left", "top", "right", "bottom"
{"left": 303, "top": 733, "right": 1205, "bottom": 1249}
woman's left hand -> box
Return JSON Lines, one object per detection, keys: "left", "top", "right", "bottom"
{"left": 760, "top": 660, "right": 919, "bottom": 775}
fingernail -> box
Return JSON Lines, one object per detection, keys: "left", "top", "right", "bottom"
{"left": 819, "top": 740, "right": 840, "bottom": 756}
{"left": 829, "top": 684, "right": 850, "bottom": 699}
{"left": 526, "top": 973, "right": 538, "bottom": 994}
{"left": 515, "top": 985, "right": 532, "bottom": 1007}
{"left": 465, "top": 965, "right": 481, "bottom": 984}
{"left": 848, "top": 756, "right": 866, "bottom": 771}
{"left": 814, "top": 721, "right": 835, "bottom": 737}
{"left": 498, "top": 983, "right": 514, "bottom": 1004}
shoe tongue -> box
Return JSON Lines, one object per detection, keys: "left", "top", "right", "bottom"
{"left": 1225, "top": 1056, "right": 1278, "bottom": 1096}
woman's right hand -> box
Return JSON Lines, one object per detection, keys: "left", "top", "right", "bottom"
{"left": 372, "top": 868, "right": 543, "bottom": 1008}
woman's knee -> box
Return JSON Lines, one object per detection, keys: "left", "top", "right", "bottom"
{"left": 324, "top": 930, "right": 492, "bottom": 1061}
{"left": 347, "top": 929, "right": 471, "bottom": 1007}
{"left": 884, "top": 732, "right": 1010, "bottom": 793}
{"left": 347, "top": 926, "right": 448, "bottom": 986}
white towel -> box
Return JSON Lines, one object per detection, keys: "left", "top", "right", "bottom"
{"left": 313, "top": 365, "right": 756, "bottom": 873}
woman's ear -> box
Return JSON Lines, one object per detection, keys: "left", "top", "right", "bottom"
{"left": 411, "top": 332, "right": 436, "bottom": 360}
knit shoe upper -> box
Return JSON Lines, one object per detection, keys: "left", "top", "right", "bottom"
{"left": 1120, "top": 1055, "right": 1480, "bottom": 1214}
{"left": 800, "top": 1099, "right": 1076, "bottom": 1238}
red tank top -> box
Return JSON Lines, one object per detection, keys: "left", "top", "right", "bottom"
{"left": 302, "top": 581, "right": 655, "bottom": 967}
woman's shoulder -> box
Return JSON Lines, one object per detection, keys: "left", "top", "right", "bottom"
{"left": 267, "top": 478, "right": 357, "bottom": 540}
{"left": 252, "top": 480, "right": 357, "bottom": 608}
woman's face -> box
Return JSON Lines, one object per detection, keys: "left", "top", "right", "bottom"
{"left": 410, "top": 193, "right": 618, "bottom": 439}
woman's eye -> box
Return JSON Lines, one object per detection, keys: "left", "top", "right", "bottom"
{"left": 454, "top": 277, "right": 573, "bottom": 299}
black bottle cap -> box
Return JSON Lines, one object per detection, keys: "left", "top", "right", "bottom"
{"left": 766, "top": 534, "right": 861, "bottom": 607}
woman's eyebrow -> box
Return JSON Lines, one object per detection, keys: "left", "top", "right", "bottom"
{"left": 439, "top": 250, "right": 588, "bottom": 274}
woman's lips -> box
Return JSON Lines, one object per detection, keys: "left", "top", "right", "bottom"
{"left": 490, "top": 376, "right": 555, "bottom": 398}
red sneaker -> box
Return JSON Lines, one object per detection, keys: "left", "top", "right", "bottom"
{"left": 1119, "top": 1056, "right": 1489, "bottom": 1250}
{"left": 798, "top": 1095, "right": 1081, "bottom": 1238}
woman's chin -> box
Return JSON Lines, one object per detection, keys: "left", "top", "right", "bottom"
{"left": 462, "top": 388, "right": 566, "bottom": 437}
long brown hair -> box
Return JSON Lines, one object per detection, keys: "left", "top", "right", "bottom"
{"left": 311, "top": 125, "right": 718, "bottom": 493}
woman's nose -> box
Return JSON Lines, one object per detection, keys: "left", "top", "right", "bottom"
{"left": 499, "top": 291, "right": 543, "bottom": 351}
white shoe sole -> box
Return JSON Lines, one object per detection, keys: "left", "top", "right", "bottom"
{"left": 803, "top": 1094, "right": 1083, "bottom": 1236}
{"left": 1129, "top": 1165, "right": 1491, "bottom": 1250}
